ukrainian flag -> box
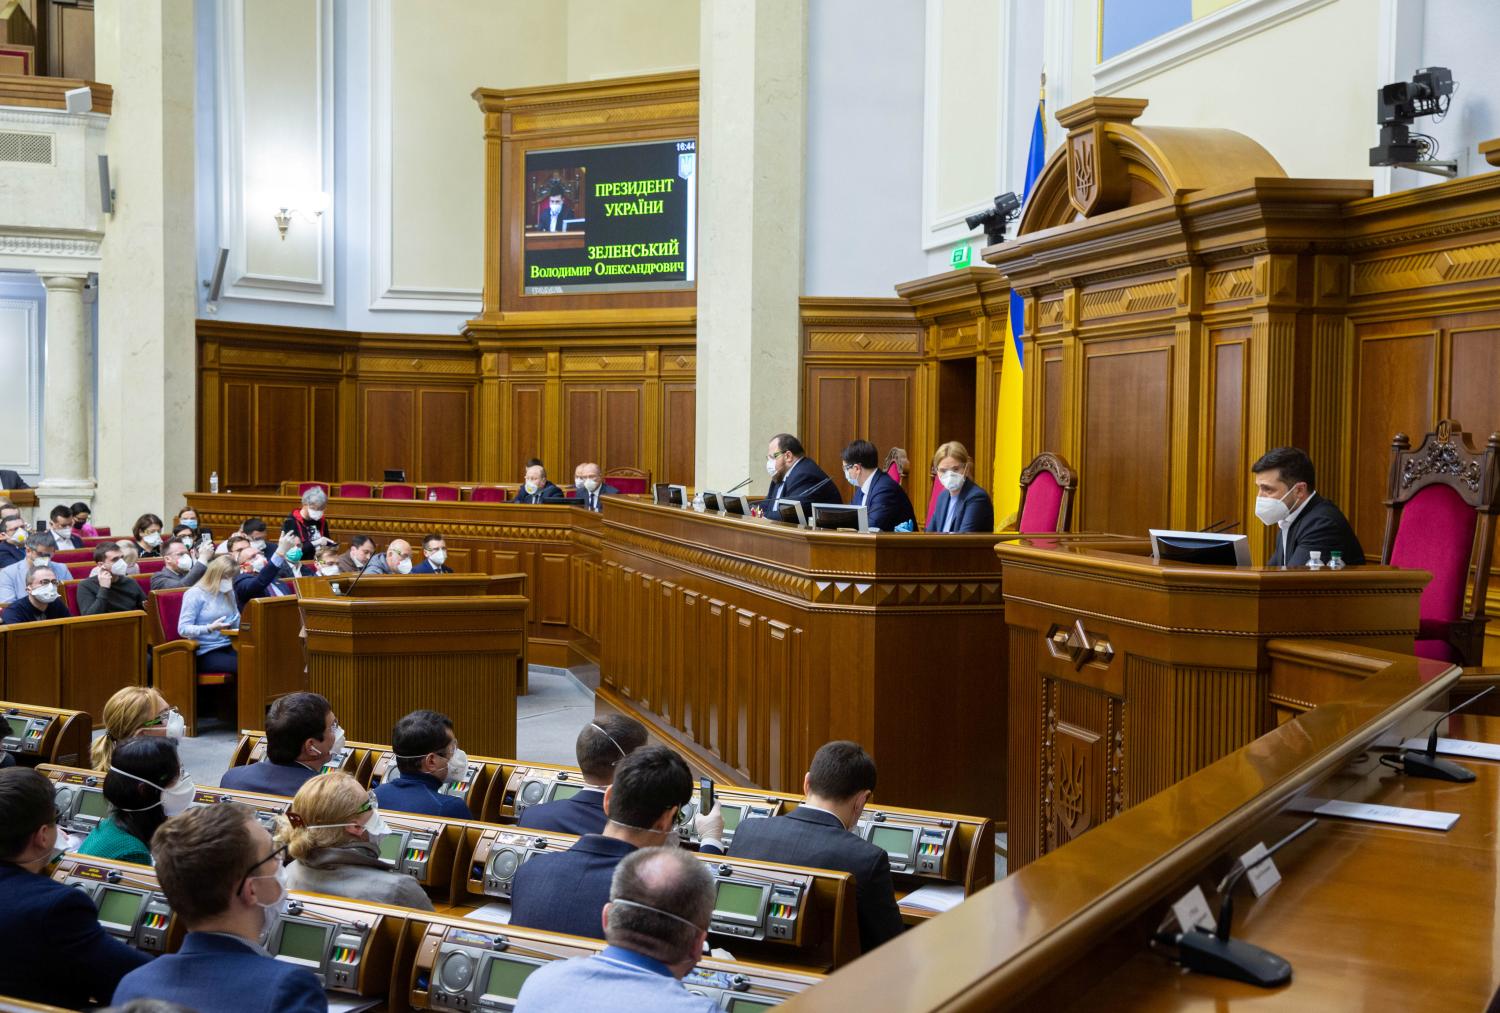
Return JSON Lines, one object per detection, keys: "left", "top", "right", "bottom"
{"left": 993, "top": 87, "right": 1046, "bottom": 529}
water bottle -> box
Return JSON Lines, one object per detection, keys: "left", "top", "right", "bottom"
{"left": 209, "top": 471, "right": 219, "bottom": 494}
{"left": 1328, "top": 550, "right": 1346, "bottom": 570}
{"left": 428, "top": 490, "right": 437, "bottom": 502}
{"left": 1306, "top": 550, "right": 1323, "bottom": 570}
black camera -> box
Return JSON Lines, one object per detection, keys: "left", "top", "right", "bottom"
{"left": 965, "top": 192, "right": 1022, "bottom": 246}
{"left": 1370, "top": 66, "right": 1456, "bottom": 172}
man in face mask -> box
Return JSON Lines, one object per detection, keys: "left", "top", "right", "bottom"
{"left": 1251, "top": 447, "right": 1365, "bottom": 568}
{"left": 336, "top": 533, "right": 375, "bottom": 573}
{"left": 534, "top": 182, "right": 574, "bottom": 232}
{"left": 0, "top": 514, "right": 30, "bottom": 566}
{"left": 111, "top": 802, "right": 325, "bottom": 1013}
{"left": 0, "top": 767, "right": 150, "bottom": 1008}
{"left": 46, "top": 504, "right": 79, "bottom": 550}
{"left": 151, "top": 536, "right": 213, "bottom": 592}
{"left": 1, "top": 566, "right": 71, "bottom": 625}
{"left": 221, "top": 692, "right": 343, "bottom": 797}
{"left": 0, "top": 532, "right": 69, "bottom": 603}
{"left": 78, "top": 543, "right": 146, "bottom": 616}
{"left": 409, "top": 533, "right": 453, "bottom": 574}
{"left": 363, "top": 537, "right": 412, "bottom": 575}
{"left": 761, "top": 433, "right": 842, "bottom": 515}
{"left": 841, "top": 438, "right": 916, "bottom": 533}
{"left": 373, "top": 709, "right": 474, "bottom": 818}
{"left": 570, "top": 462, "right": 620, "bottom": 512}
{"left": 515, "top": 460, "right": 565, "bottom": 504}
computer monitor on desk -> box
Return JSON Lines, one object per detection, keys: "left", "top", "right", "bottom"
{"left": 810, "top": 503, "right": 869, "bottom": 533}
{"left": 772, "top": 501, "right": 807, "bottom": 528}
{"left": 1149, "top": 529, "right": 1251, "bottom": 566}
{"left": 652, "top": 483, "right": 688, "bottom": 507}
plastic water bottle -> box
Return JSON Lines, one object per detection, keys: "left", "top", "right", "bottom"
{"left": 1328, "top": 550, "right": 1346, "bottom": 570}
{"left": 1306, "top": 550, "right": 1323, "bottom": 570}
{"left": 428, "top": 490, "right": 437, "bottom": 502}
{"left": 209, "top": 471, "right": 219, "bottom": 494}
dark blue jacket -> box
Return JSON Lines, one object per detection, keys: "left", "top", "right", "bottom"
{"left": 509, "top": 834, "right": 634, "bottom": 939}
{"left": 0, "top": 541, "right": 24, "bottom": 567}
{"left": 925, "top": 478, "right": 995, "bottom": 533}
{"left": 373, "top": 771, "right": 472, "bottom": 819}
{"left": 517, "top": 786, "right": 607, "bottom": 836}
{"left": 220, "top": 758, "right": 319, "bottom": 797}
{"left": 514, "top": 482, "right": 566, "bottom": 504}
{"left": 852, "top": 469, "right": 917, "bottom": 532}
{"left": 113, "top": 931, "right": 324, "bottom": 1013}
{"left": 569, "top": 484, "right": 621, "bottom": 512}
{"left": 1, "top": 596, "right": 71, "bottom": 625}
{"left": 0, "top": 861, "right": 152, "bottom": 1007}
{"left": 409, "top": 560, "right": 453, "bottom": 574}
{"left": 728, "top": 806, "right": 905, "bottom": 953}
{"left": 1267, "top": 493, "right": 1366, "bottom": 567}
{"left": 764, "top": 457, "right": 842, "bottom": 513}
{"left": 233, "top": 554, "right": 292, "bottom": 610}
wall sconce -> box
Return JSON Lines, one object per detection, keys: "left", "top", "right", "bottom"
{"left": 272, "top": 191, "right": 330, "bottom": 240}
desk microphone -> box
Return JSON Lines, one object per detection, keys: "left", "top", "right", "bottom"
{"left": 725, "top": 477, "right": 753, "bottom": 494}
{"left": 1202, "top": 517, "right": 1240, "bottom": 534}
{"left": 1391, "top": 685, "right": 1495, "bottom": 782}
{"left": 339, "top": 553, "right": 376, "bottom": 598}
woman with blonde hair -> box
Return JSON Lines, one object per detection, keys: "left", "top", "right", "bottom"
{"left": 90, "top": 686, "right": 184, "bottom": 771}
{"left": 276, "top": 772, "right": 434, "bottom": 910}
{"left": 924, "top": 440, "right": 995, "bottom": 533}
{"left": 178, "top": 555, "right": 241, "bottom": 675}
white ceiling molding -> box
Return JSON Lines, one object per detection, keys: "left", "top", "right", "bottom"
{"left": 368, "top": 0, "right": 481, "bottom": 313}
{"left": 214, "top": 0, "right": 335, "bottom": 306}
{"left": 1093, "top": 0, "right": 1339, "bottom": 95}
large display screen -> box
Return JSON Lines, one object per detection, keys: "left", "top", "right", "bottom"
{"left": 713, "top": 881, "right": 764, "bottom": 919}
{"left": 483, "top": 957, "right": 539, "bottom": 1000}
{"left": 869, "top": 825, "right": 916, "bottom": 860}
{"left": 276, "top": 920, "right": 330, "bottom": 964}
{"left": 78, "top": 789, "right": 110, "bottom": 817}
{"left": 522, "top": 139, "right": 696, "bottom": 295}
{"left": 97, "top": 887, "right": 144, "bottom": 928}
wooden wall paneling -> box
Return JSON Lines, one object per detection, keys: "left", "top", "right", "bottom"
{"left": 1007, "top": 624, "right": 1041, "bottom": 866}
{"left": 702, "top": 598, "right": 729, "bottom": 761}
{"left": 312, "top": 387, "right": 338, "bottom": 478}
{"left": 862, "top": 372, "right": 918, "bottom": 471}
{"left": 4, "top": 622, "right": 62, "bottom": 708}
{"left": 510, "top": 385, "right": 545, "bottom": 478}
{"left": 1079, "top": 337, "right": 1173, "bottom": 535}
{"left": 677, "top": 589, "right": 701, "bottom": 739}
{"left": 565, "top": 386, "right": 602, "bottom": 471}
{"left": 222, "top": 382, "right": 253, "bottom": 489}
{"left": 1350, "top": 325, "right": 1437, "bottom": 552}
{"left": 662, "top": 381, "right": 696, "bottom": 484}
{"left": 475, "top": 353, "right": 503, "bottom": 483}
{"left": 1206, "top": 328, "right": 1249, "bottom": 533}
{"left": 727, "top": 607, "right": 757, "bottom": 782}
{"left": 1444, "top": 320, "right": 1500, "bottom": 438}
{"left": 417, "top": 388, "right": 472, "bottom": 482}
{"left": 1040, "top": 344, "right": 1064, "bottom": 459}
{"left": 757, "top": 618, "right": 799, "bottom": 791}
{"left": 255, "top": 385, "right": 311, "bottom": 488}
{"left": 336, "top": 350, "right": 360, "bottom": 482}
{"left": 36, "top": 0, "right": 92, "bottom": 80}
{"left": 604, "top": 387, "right": 643, "bottom": 471}
{"left": 804, "top": 371, "right": 859, "bottom": 481}
{"left": 361, "top": 387, "right": 415, "bottom": 481}
{"left": 537, "top": 551, "right": 571, "bottom": 627}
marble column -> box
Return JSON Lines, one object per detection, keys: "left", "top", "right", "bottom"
{"left": 694, "top": 0, "right": 808, "bottom": 490}
{"left": 38, "top": 274, "right": 96, "bottom": 506}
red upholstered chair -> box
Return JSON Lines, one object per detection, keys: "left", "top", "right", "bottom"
{"left": 1381, "top": 420, "right": 1500, "bottom": 667}
{"left": 65, "top": 562, "right": 93, "bottom": 580}
{"left": 80, "top": 536, "right": 114, "bottom": 546}
{"left": 298, "top": 482, "right": 330, "bottom": 495}
{"left": 337, "top": 482, "right": 373, "bottom": 498}
{"left": 94, "top": 527, "right": 111, "bottom": 536}
{"left": 130, "top": 575, "right": 152, "bottom": 596}
{"left": 471, "top": 486, "right": 508, "bottom": 503}
{"left": 62, "top": 579, "right": 81, "bottom": 615}
{"left": 605, "top": 467, "right": 650, "bottom": 495}
{"left": 137, "top": 559, "right": 166, "bottom": 574}
{"left": 147, "top": 587, "right": 236, "bottom": 736}
{"left": 52, "top": 549, "right": 92, "bottom": 564}
{"left": 426, "top": 485, "right": 461, "bottom": 501}
{"left": 380, "top": 483, "right": 417, "bottom": 500}
{"left": 926, "top": 474, "right": 944, "bottom": 526}
{"left": 1015, "top": 451, "right": 1077, "bottom": 534}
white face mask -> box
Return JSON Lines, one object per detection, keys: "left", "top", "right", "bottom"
{"left": 446, "top": 747, "right": 469, "bottom": 783}
{"left": 55, "top": 526, "right": 72, "bottom": 540}
{"left": 143, "top": 532, "right": 162, "bottom": 547}
{"left": 524, "top": 481, "right": 539, "bottom": 494}
{"left": 426, "top": 549, "right": 446, "bottom": 566}
{"left": 250, "top": 538, "right": 266, "bottom": 552}
{"left": 579, "top": 477, "right": 600, "bottom": 493}
{"left": 765, "top": 456, "right": 780, "bottom": 477}
{"left": 249, "top": 864, "right": 290, "bottom": 933}
{"left": 319, "top": 563, "right": 340, "bottom": 576}
{"left": 1254, "top": 486, "right": 1298, "bottom": 527}
{"left": 362, "top": 808, "right": 391, "bottom": 843}
{"left": 248, "top": 555, "right": 267, "bottom": 573}
{"left": 939, "top": 469, "right": 965, "bottom": 493}
{"left": 175, "top": 554, "right": 194, "bottom": 572}
{"left": 32, "top": 582, "right": 59, "bottom": 604}
{"left": 219, "top": 579, "right": 233, "bottom": 593}
{"left": 305, "top": 508, "right": 323, "bottom": 520}
{"left": 108, "top": 765, "right": 198, "bottom": 817}
{"left": 316, "top": 723, "right": 346, "bottom": 761}
{"left": 155, "top": 708, "right": 187, "bottom": 742}
{"left": 395, "top": 557, "right": 412, "bottom": 575}
{"left": 109, "top": 559, "right": 129, "bottom": 578}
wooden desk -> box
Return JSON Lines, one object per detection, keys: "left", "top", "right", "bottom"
{"left": 996, "top": 538, "right": 1429, "bottom": 867}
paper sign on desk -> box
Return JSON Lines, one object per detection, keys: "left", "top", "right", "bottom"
{"left": 1170, "top": 885, "right": 1216, "bottom": 933}
{"left": 1291, "top": 797, "right": 1459, "bottom": 831}
{"left": 1237, "top": 842, "right": 1282, "bottom": 898}
{"left": 899, "top": 883, "right": 966, "bottom": 913}
{"left": 1399, "top": 737, "right": 1500, "bottom": 762}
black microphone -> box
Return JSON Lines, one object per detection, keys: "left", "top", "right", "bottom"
{"left": 725, "top": 477, "right": 752, "bottom": 494}
{"left": 1202, "top": 517, "right": 1240, "bottom": 534}
{"left": 1397, "top": 685, "right": 1495, "bottom": 782}
{"left": 339, "top": 550, "right": 377, "bottom": 598}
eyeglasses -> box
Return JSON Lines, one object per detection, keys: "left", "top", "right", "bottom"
{"left": 143, "top": 708, "right": 182, "bottom": 728}
{"left": 238, "top": 840, "right": 289, "bottom": 885}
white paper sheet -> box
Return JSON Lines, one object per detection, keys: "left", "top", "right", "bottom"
{"left": 900, "top": 883, "right": 966, "bottom": 913}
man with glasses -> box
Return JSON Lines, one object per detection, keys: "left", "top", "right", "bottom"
{"left": 760, "top": 432, "right": 842, "bottom": 514}
{"left": 151, "top": 535, "right": 213, "bottom": 592}
{"left": 221, "top": 692, "right": 343, "bottom": 797}
{"left": 0, "top": 531, "right": 70, "bottom": 603}
{"left": 0, "top": 767, "right": 150, "bottom": 1008}
{"left": 1, "top": 565, "right": 70, "bottom": 625}
{"left": 373, "top": 709, "right": 472, "bottom": 818}
{"left": 113, "top": 802, "right": 324, "bottom": 1012}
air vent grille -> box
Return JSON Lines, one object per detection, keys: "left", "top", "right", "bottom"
{"left": 0, "top": 131, "right": 54, "bottom": 165}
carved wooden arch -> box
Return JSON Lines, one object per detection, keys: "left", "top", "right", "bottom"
{"left": 1016, "top": 97, "right": 1289, "bottom": 236}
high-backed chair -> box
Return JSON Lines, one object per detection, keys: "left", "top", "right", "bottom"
{"left": 52, "top": 549, "right": 92, "bottom": 564}
{"left": 337, "top": 482, "right": 373, "bottom": 498}
{"left": 471, "top": 486, "right": 508, "bottom": 503}
{"left": 425, "top": 484, "right": 461, "bottom": 501}
{"left": 1381, "top": 420, "right": 1500, "bottom": 666}
{"left": 380, "top": 483, "right": 416, "bottom": 500}
{"left": 147, "top": 587, "right": 237, "bottom": 736}
{"left": 137, "top": 559, "right": 165, "bottom": 574}
{"left": 604, "top": 467, "right": 650, "bottom": 495}
{"left": 94, "top": 527, "right": 111, "bottom": 536}
{"left": 1016, "top": 451, "right": 1077, "bottom": 534}
{"left": 298, "top": 481, "right": 330, "bottom": 495}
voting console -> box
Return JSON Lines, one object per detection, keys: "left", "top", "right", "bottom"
{"left": 0, "top": 702, "right": 90, "bottom": 767}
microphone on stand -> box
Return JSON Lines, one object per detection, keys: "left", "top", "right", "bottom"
{"left": 725, "top": 477, "right": 753, "bottom": 494}
{"left": 339, "top": 552, "right": 377, "bottom": 598}
{"left": 1388, "top": 685, "right": 1495, "bottom": 782}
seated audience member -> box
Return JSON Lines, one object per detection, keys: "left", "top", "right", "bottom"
{"left": 410, "top": 533, "right": 453, "bottom": 574}
{"left": 0, "top": 767, "right": 151, "bottom": 1007}
{"left": 47, "top": 503, "right": 82, "bottom": 550}
{"left": 925, "top": 441, "right": 995, "bottom": 533}
{"left": 373, "top": 709, "right": 472, "bottom": 818}
{"left": 174, "top": 506, "right": 200, "bottom": 537}
{"left": 842, "top": 440, "right": 917, "bottom": 532}
{"left": 283, "top": 486, "right": 331, "bottom": 550}
{"left": 78, "top": 541, "right": 147, "bottom": 615}
{"left": 180, "top": 556, "right": 242, "bottom": 675}
{"left": 0, "top": 514, "right": 28, "bottom": 567}
{"left": 0, "top": 532, "right": 70, "bottom": 602}
{"left": 73, "top": 502, "right": 101, "bottom": 536}
{"left": 0, "top": 502, "right": 19, "bottom": 526}
{"left": 92, "top": 686, "right": 183, "bottom": 770}
{"left": 763, "top": 433, "right": 843, "bottom": 513}
{"left": 1252, "top": 446, "right": 1366, "bottom": 567}
{"left": 515, "top": 846, "right": 719, "bottom": 1012}
{"left": 515, "top": 460, "right": 565, "bottom": 503}
{"left": 1, "top": 565, "right": 70, "bottom": 625}
{"left": 364, "top": 537, "right": 413, "bottom": 575}
{"left": 571, "top": 462, "right": 620, "bottom": 512}
{"left": 78, "top": 736, "right": 192, "bottom": 866}
{"left": 315, "top": 543, "right": 342, "bottom": 576}
{"left": 111, "top": 802, "right": 325, "bottom": 1013}
{"left": 171, "top": 520, "right": 196, "bottom": 545}
{"left": 221, "top": 531, "right": 250, "bottom": 560}
{"left": 883, "top": 446, "right": 911, "bottom": 485}
{"left": 278, "top": 772, "right": 434, "bottom": 910}
{"left": 117, "top": 539, "right": 142, "bottom": 575}
{"left": 232, "top": 530, "right": 298, "bottom": 609}
{"left": 152, "top": 536, "right": 211, "bottom": 591}
{"left": 220, "top": 692, "right": 342, "bottom": 796}
{"left": 132, "top": 513, "right": 166, "bottom": 557}
{"left": 510, "top": 746, "right": 722, "bottom": 939}
{"left": 519, "top": 716, "right": 648, "bottom": 836}
{"left": 337, "top": 533, "right": 376, "bottom": 573}
{"left": 729, "top": 740, "right": 904, "bottom": 953}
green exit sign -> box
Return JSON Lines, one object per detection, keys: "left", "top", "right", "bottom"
{"left": 950, "top": 245, "right": 973, "bottom": 269}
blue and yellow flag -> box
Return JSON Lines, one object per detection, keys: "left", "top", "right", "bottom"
{"left": 993, "top": 87, "right": 1047, "bottom": 528}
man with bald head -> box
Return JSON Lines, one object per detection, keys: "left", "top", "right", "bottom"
{"left": 365, "top": 538, "right": 413, "bottom": 575}
{"left": 571, "top": 462, "right": 620, "bottom": 512}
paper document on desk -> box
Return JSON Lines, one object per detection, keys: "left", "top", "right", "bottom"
{"left": 1290, "top": 797, "right": 1459, "bottom": 830}
{"left": 1400, "top": 737, "right": 1500, "bottom": 761}
{"left": 900, "top": 883, "right": 966, "bottom": 913}
{"left": 462, "top": 901, "right": 512, "bottom": 925}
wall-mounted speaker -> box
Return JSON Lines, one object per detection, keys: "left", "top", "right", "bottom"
{"left": 98, "top": 154, "right": 113, "bottom": 214}
{"left": 64, "top": 87, "right": 92, "bottom": 115}
{"left": 204, "top": 248, "right": 229, "bottom": 311}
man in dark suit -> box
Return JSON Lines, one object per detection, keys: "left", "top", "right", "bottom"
{"left": 571, "top": 461, "right": 620, "bottom": 512}
{"left": 515, "top": 460, "right": 566, "bottom": 504}
{"left": 509, "top": 746, "right": 723, "bottom": 940}
{"left": 534, "top": 187, "right": 575, "bottom": 232}
{"left": 112, "top": 802, "right": 325, "bottom": 1013}
{"left": 221, "top": 692, "right": 341, "bottom": 797}
{"left": 0, "top": 468, "right": 28, "bottom": 490}
{"left": 728, "top": 740, "right": 905, "bottom": 954}
{"left": 519, "top": 715, "right": 649, "bottom": 836}
{"left": 410, "top": 533, "right": 454, "bottom": 573}
{"left": 0, "top": 514, "right": 28, "bottom": 566}
{"left": 373, "top": 709, "right": 472, "bottom": 819}
{"left": 763, "top": 433, "right": 842, "bottom": 514}
{"left": 843, "top": 440, "right": 916, "bottom": 531}
{"left": 0, "top": 767, "right": 150, "bottom": 1008}
{"left": 1252, "top": 447, "right": 1365, "bottom": 567}
{"left": 925, "top": 442, "right": 995, "bottom": 533}
{"left": 232, "top": 530, "right": 297, "bottom": 609}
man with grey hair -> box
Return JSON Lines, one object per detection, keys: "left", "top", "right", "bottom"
{"left": 514, "top": 846, "right": 718, "bottom": 1012}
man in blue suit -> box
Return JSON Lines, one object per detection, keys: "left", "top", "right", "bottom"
{"left": 925, "top": 441, "right": 995, "bottom": 533}
{"left": 728, "top": 740, "right": 905, "bottom": 953}
{"left": 373, "top": 709, "right": 472, "bottom": 819}
{"left": 113, "top": 801, "right": 326, "bottom": 1012}
{"left": 842, "top": 440, "right": 916, "bottom": 531}
{"left": 510, "top": 746, "right": 724, "bottom": 940}
{"left": 0, "top": 767, "right": 151, "bottom": 1008}
{"left": 762, "top": 433, "right": 843, "bottom": 514}
{"left": 232, "top": 529, "right": 298, "bottom": 609}
{"left": 221, "top": 692, "right": 342, "bottom": 797}
{"left": 519, "top": 715, "right": 649, "bottom": 836}
{"left": 410, "top": 533, "right": 454, "bottom": 574}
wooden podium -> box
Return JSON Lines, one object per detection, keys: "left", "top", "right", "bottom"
{"left": 996, "top": 538, "right": 1430, "bottom": 868}
{"left": 298, "top": 575, "right": 528, "bottom": 758}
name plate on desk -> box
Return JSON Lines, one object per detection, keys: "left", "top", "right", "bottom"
{"left": 1400, "top": 737, "right": 1500, "bottom": 762}
{"left": 1291, "top": 798, "right": 1460, "bottom": 831}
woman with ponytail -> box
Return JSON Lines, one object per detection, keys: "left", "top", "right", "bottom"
{"left": 90, "top": 687, "right": 184, "bottom": 771}
{"left": 77, "top": 736, "right": 194, "bottom": 866}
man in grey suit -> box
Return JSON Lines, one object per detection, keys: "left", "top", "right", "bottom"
{"left": 150, "top": 537, "right": 212, "bottom": 591}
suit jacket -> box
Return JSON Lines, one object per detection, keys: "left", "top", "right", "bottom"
{"left": 0, "top": 469, "right": 28, "bottom": 489}
{"left": 517, "top": 786, "right": 608, "bottom": 836}
{"left": 0, "top": 557, "right": 70, "bottom": 602}
{"left": 570, "top": 484, "right": 621, "bottom": 512}
{"left": 150, "top": 559, "right": 206, "bottom": 591}
{"left": 852, "top": 469, "right": 917, "bottom": 532}
{"left": 925, "top": 478, "right": 995, "bottom": 533}
{"left": 534, "top": 201, "right": 575, "bottom": 231}
{"left": 514, "top": 481, "right": 566, "bottom": 504}
{"left": 0, "top": 541, "right": 24, "bottom": 567}
{"left": 335, "top": 551, "right": 367, "bottom": 574}
{"left": 373, "top": 771, "right": 472, "bottom": 819}
{"left": 764, "top": 457, "right": 842, "bottom": 513}
{"left": 1267, "top": 493, "right": 1365, "bottom": 568}
{"left": 510, "top": 833, "right": 635, "bottom": 939}
{"left": 0, "top": 860, "right": 151, "bottom": 1008}
{"left": 113, "top": 930, "right": 324, "bottom": 1013}
{"left": 220, "top": 758, "right": 319, "bottom": 797}
{"left": 233, "top": 557, "right": 292, "bottom": 610}
{"left": 728, "top": 806, "right": 905, "bottom": 953}
{"left": 409, "top": 559, "right": 454, "bottom": 574}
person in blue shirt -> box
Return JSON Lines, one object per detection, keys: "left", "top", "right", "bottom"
{"left": 0, "top": 533, "right": 70, "bottom": 603}
{"left": 178, "top": 555, "right": 242, "bottom": 675}
{"left": 112, "top": 801, "right": 326, "bottom": 1013}
{"left": 515, "top": 845, "right": 719, "bottom": 1012}
{"left": 0, "top": 767, "right": 151, "bottom": 1008}
{"left": 221, "top": 691, "right": 343, "bottom": 797}
{"left": 372, "top": 709, "right": 472, "bottom": 818}
{"left": 519, "top": 715, "right": 648, "bottom": 836}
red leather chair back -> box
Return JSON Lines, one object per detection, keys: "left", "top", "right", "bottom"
{"left": 94, "top": 527, "right": 112, "bottom": 536}
{"left": 380, "top": 484, "right": 416, "bottom": 500}
{"left": 137, "top": 559, "right": 166, "bottom": 574}
{"left": 63, "top": 580, "right": 81, "bottom": 615}
{"left": 1018, "top": 471, "right": 1064, "bottom": 534}
{"left": 337, "top": 483, "right": 373, "bottom": 498}
{"left": 51, "top": 549, "right": 92, "bottom": 564}
{"left": 426, "top": 485, "right": 460, "bottom": 501}
{"left": 471, "top": 487, "right": 508, "bottom": 503}
{"left": 65, "top": 561, "right": 94, "bottom": 579}
{"left": 154, "top": 587, "right": 187, "bottom": 639}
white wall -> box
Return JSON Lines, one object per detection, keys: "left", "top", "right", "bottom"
{"left": 0, "top": 271, "right": 44, "bottom": 483}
